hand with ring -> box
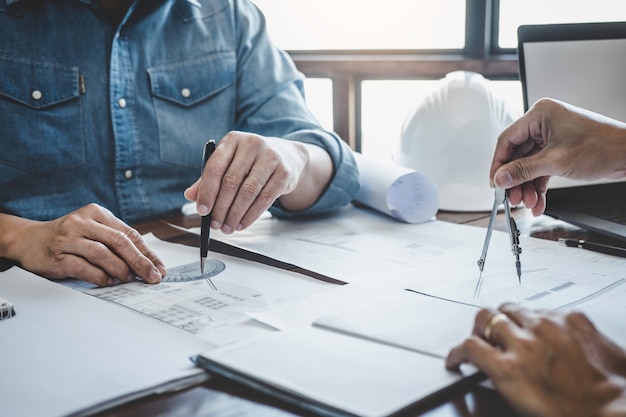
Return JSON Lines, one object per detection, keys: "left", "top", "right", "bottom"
{"left": 445, "top": 303, "right": 626, "bottom": 417}
{"left": 483, "top": 313, "right": 508, "bottom": 341}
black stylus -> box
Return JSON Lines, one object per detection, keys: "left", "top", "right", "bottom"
{"left": 200, "top": 139, "right": 217, "bottom": 290}
{"left": 558, "top": 238, "right": 626, "bottom": 258}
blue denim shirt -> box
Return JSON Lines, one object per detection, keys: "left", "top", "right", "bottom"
{"left": 0, "top": 0, "right": 359, "bottom": 225}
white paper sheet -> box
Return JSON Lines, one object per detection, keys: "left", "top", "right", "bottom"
{"left": 189, "top": 205, "right": 626, "bottom": 416}
{"left": 61, "top": 233, "right": 334, "bottom": 347}
{"left": 202, "top": 207, "right": 626, "bottom": 313}
{"left": 400, "top": 234, "right": 626, "bottom": 311}
{"left": 196, "top": 325, "right": 472, "bottom": 417}
{"left": 206, "top": 207, "right": 480, "bottom": 285}
{"left": 556, "top": 277, "right": 626, "bottom": 347}
{"left": 312, "top": 286, "right": 479, "bottom": 359}
{"left": 251, "top": 283, "right": 479, "bottom": 359}
{"left": 0, "top": 267, "right": 211, "bottom": 417}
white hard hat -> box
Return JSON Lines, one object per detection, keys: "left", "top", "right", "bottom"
{"left": 395, "top": 71, "right": 519, "bottom": 211}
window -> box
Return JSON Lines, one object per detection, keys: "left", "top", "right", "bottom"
{"left": 498, "top": 0, "right": 626, "bottom": 48}
{"left": 303, "top": 78, "right": 333, "bottom": 131}
{"left": 253, "top": 0, "right": 466, "bottom": 50}
{"left": 254, "top": 0, "right": 625, "bottom": 162}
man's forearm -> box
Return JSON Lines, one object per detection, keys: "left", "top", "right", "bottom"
{"left": 0, "top": 213, "right": 33, "bottom": 262}
{"left": 279, "top": 142, "right": 333, "bottom": 212}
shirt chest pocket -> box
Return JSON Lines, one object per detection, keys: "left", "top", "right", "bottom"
{"left": 0, "top": 56, "right": 85, "bottom": 176}
{"left": 148, "top": 51, "right": 236, "bottom": 168}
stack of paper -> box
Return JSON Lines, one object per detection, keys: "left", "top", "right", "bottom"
{"left": 194, "top": 285, "right": 483, "bottom": 417}
{"left": 0, "top": 267, "right": 211, "bottom": 417}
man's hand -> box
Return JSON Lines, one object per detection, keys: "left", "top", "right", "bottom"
{"left": 2, "top": 204, "right": 166, "bottom": 286}
{"left": 446, "top": 304, "right": 626, "bottom": 417}
{"left": 490, "top": 98, "right": 626, "bottom": 215}
{"left": 184, "top": 131, "right": 332, "bottom": 234}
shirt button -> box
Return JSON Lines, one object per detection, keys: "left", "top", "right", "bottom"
{"left": 118, "top": 98, "right": 127, "bottom": 108}
{"left": 32, "top": 90, "right": 43, "bottom": 100}
{"left": 124, "top": 169, "right": 133, "bottom": 179}
{"left": 181, "top": 88, "right": 191, "bottom": 98}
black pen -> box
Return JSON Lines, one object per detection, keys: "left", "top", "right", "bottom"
{"left": 558, "top": 238, "right": 626, "bottom": 258}
{"left": 200, "top": 139, "right": 217, "bottom": 290}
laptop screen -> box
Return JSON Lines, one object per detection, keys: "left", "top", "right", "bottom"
{"left": 517, "top": 22, "right": 626, "bottom": 189}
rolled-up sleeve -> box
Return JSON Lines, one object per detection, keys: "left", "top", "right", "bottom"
{"left": 233, "top": 0, "right": 360, "bottom": 217}
{"left": 272, "top": 127, "right": 360, "bottom": 218}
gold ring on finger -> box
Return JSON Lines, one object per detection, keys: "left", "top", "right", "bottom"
{"left": 484, "top": 313, "right": 508, "bottom": 341}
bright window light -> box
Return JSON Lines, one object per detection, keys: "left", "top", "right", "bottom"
{"left": 499, "top": 0, "right": 626, "bottom": 48}
{"left": 252, "top": 0, "right": 466, "bottom": 50}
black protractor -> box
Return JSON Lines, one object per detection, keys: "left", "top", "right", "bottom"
{"left": 161, "top": 260, "right": 226, "bottom": 282}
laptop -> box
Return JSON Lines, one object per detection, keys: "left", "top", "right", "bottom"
{"left": 517, "top": 21, "right": 626, "bottom": 241}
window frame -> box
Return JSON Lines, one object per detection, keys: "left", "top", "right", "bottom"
{"left": 286, "top": 0, "right": 518, "bottom": 151}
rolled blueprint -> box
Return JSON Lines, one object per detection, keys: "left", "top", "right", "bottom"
{"left": 353, "top": 152, "right": 438, "bottom": 224}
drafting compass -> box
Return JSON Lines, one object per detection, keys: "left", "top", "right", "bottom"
{"left": 474, "top": 187, "right": 522, "bottom": 298}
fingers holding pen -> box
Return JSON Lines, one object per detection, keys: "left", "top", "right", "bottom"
{"left": 184, "top": 133, "right": 241, "bottom": 229}
{"left": 189, "top": 133, "right": 256, "bottom": 233}
{"left": 185, "top": 139, "right": 232, "bottom": 218}
{"left": 186, "top": 132, "right": 302, "bottom": 234}
{"left": 210, "top": 142, "right": 264, "bottom": 233}
{"left": 220, "top": 143, "right": 296, "bottom": 232}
